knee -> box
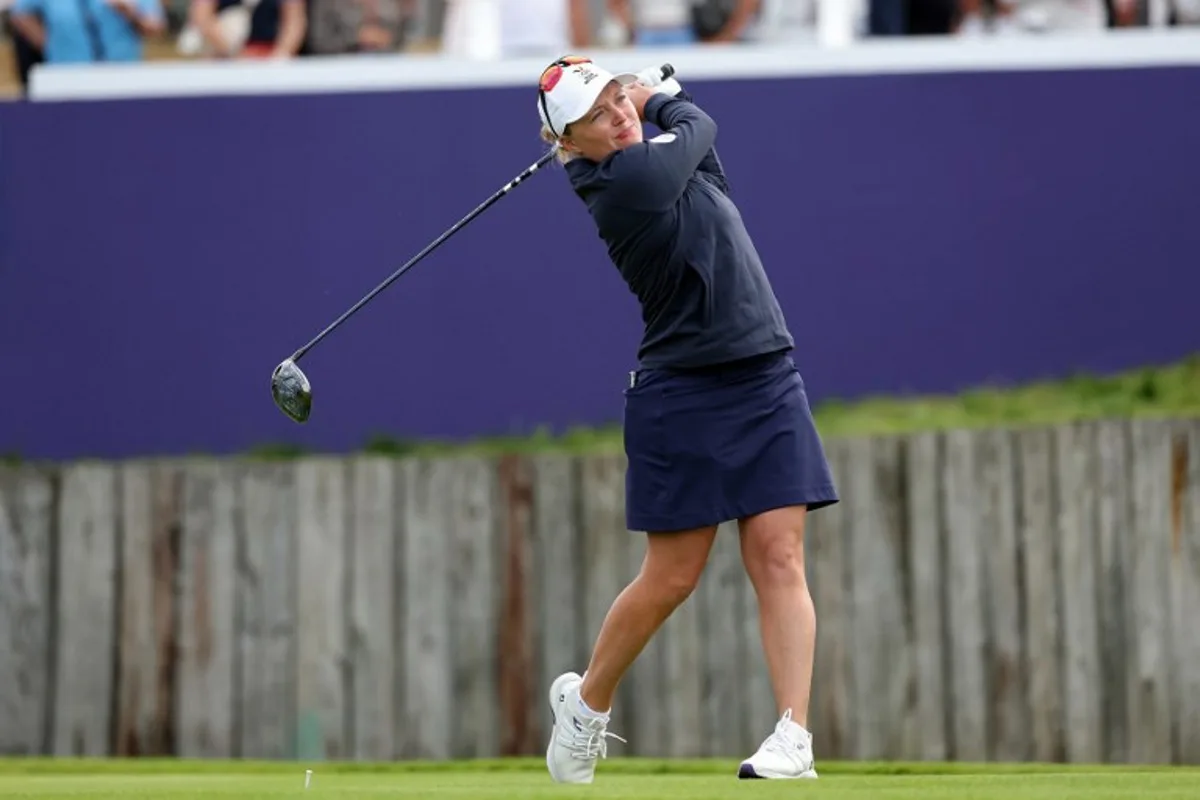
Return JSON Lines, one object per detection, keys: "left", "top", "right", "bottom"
{"left": 640, "top": 561, "right": 703, "bottom": 609}
{"left": 744, "top": 532, "right": 807, "bottom": 591}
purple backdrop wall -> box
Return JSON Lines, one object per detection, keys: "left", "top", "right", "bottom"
{"left": 1, "top": 66, "right": 1196, "bottom": 460}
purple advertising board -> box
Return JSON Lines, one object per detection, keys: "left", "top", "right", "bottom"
{"left": 1, "top": 57, "right": 1197, "bottom": 461}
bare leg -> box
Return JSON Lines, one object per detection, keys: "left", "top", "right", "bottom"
{"left": 578, "top": 525, "right": 718, "bottom": 713}
{"left": 739, "top": 505, "right": 816, "bottom": 727}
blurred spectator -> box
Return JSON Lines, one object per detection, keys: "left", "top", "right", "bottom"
{"left": 2, "top": 0, "right": 43, "bottom": 94}
{"left": 1172, "top": 0, "right": 1200, "bottom": 22}
{"left": 307, "top": 0, "right": 412, "bottom": 54}
{"left": 957, "top": 0, "right": 1121, "bottom": 32}
{"left": 7, "top": 0, "right": 163, "bottom": 63}
{"left": 869, "top": 0, "right": 957, "bottom": 34}
{"left": 183, "top": 0, "right": 305, "bottom": 58}
{"left": 607, "top": 0, "right": 759, "bottom": 45}
{"left": 497, "top": 0, "right": 590, "bottom": 57}
{"left": 1143, "top": 0, "right": 1200, "bottom": 23}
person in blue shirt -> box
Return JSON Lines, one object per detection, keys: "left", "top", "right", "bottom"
{"left": 536, "top": 56, "right": 839, "bottom": 784}
{"left": 9, "top": 0, "right": 163, "bottom": 64}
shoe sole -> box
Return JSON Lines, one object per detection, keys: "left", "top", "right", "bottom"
{"left": 545, "top": 672, "right": 583, "bottom": 784}
{"left": 738, "top": 763, "right": 819, "bottom": 780}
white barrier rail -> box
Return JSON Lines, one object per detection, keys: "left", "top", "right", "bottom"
{"left": 26, "top": 28, "right": 1200, "bottom": 103}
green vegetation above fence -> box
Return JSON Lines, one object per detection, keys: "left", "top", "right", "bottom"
{"left": 8, "top": 356, "right": 1196, "bottom": 465}
{"left": 247, "top": 354, "right": 1200, "bottom": 459}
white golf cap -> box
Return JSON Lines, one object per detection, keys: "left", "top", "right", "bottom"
{"left": 537, "top": 56, "right": 639, "bottom": 137}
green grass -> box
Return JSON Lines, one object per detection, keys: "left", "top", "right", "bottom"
{"left": 0, "top": 758, "right": 1197, "bottom": 799}
{"left": 329, "top": 354, "right": 1200, "bottom": 458}
{"left": 9, "top": 356, "right": 1200, "bottom": 464}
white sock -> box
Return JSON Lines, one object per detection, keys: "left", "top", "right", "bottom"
{"left": 574, "top": 687, "right": 610, "bottom": 720}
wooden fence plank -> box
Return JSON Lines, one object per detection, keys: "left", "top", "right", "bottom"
{"left": 577, "top": 454, "right": 636, "bottom": 746}
{"left": 662, "top": 563, "right": 705, "bottom": 757}
{"left": 846, "top": 435, "right": 911, "bottom": 760}
{"left": 625, "top": 520, "right": 669, "bottom": 757}
{"left": 52, "top": 462, "right": 119, "bottom": 756}
{"left": 1054, "top": 422, "right": 1104, "bottom": 763}
{"left": 14, "top": 415, "right": 1200, "bottom": 763}
{"left": 942, "top": 429, "right": 988, "bottom": 762}
{"left": 447, "top": 456, "right": 500, "bottom": 759}
{"left": 1128, "top": 418, "right": 1174, "bottom": 763}
{"left": 1095, "top": 419, "right": 1132, "bottom": 763}
{"left": 532, "top": 454, "right": 583, "bottom": 706}
{"left": 1016, "top": 425, "right": 1064, "bottom": 763}
{"left": 237, "top": 461, "right": 297, "bottom": 760}
{"left": 904, "top": 431, "right": 948, "bottom": 761}
{"left": 805, "top": 437, "right": 850, "bottom": 761}
{"left": 397, "top": 457, "right": 452, "bottom": 760}
{"left": 1175, "top": 418, "right": 1200, "bottom": 765}
{"left": 115, "top": 460, "right": 180, "bottom": 757}
{"left": 175, "top": 458, "right": 239, "bottom": 758}
{"left": 495, "top": 455, "right": 540, "bottom": 756}
{"left": 0, "top": 465, "right": 55, "bottom": 755}
{"left": 294, "top": 457, "right": 349, "bottom": 761}
{"left": 700, "top": 520, "right": 745, "bottom": 758}
{"left": 977, "top": 428, "right": 1029, "bottom": 762}
{"left": 346, "top": 456, "right": 397, "bottom": 761}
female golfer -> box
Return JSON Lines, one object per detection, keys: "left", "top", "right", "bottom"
{"left": 535, "top": 56, "right": 838, "bottom": 783}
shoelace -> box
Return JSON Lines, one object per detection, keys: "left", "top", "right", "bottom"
{"left": 560, "top": 718, "right": 627, "bottom": 761}
{"left": 760, "top": 709, "right": 809, "bottom": 765}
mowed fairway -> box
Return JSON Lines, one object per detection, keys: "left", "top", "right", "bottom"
{"left": 0, "top": 759, "right": 1197, "bottom": 800}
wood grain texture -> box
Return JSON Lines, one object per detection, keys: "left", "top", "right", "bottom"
{"left": 495, "top": 455, "right": 540, "bottom": 756}
{"left": 0, "top": 465, "right": 55, "bottom": 755}
{"left": 115, "top": 460, "right": 181, "bottom": 757}
{"left": 1095, "top": 419, "right": 1132, "bottom": 763}
{"left": 1016, "top": 425, "right": 1065, "bottom": 763}
{"left": 531, "top": 454, "right": 583, "bottom": 697}
{"left": 8, "top": 417, "right": 1200, "bottom": 764}
{"left": 175, "top": 458, "right": 238, "bottom": 758}
{"left": 1173, "top": 418, "right": 1200, "bottom": 764}
{"left": 446, "top": 456, "right": 500, "bottom": 759}
{"left": 904, "top": 431, "right": 948, "bottom": 761}
{"left": 1054, "top": 423, "right": 1103, "bottom": 763}
{"left": 237, "top": 461, "right": 297, "bottom": 759}
{"left": 845, "top": 435, "right": 912, "bottom": 760}
{"left": 346, "top": 456, "right": 397, "bottom": 761}
{"left": 397, "top": 457, "right": 452, "bottom": 760}
{"left": 941, "top": 429, "right": 988, "bottom": 762}
{"left": 1127, "top": 419, "right": 1174, "bottom": 763}
{"left": 294, "top": 457, "right": 349, "bottom": 760}
{"left": 52, "top": 463, "right": 119, "bottom": 757}
{"left": 700, "top": 521, "right": 745, "bottom": 757}
{"left": 976, "top": 429, "right": 1029, "bottom": 762}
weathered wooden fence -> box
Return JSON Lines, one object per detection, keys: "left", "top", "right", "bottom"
{"left": 1, "top": 416, "right": 1198, "bottom": 765}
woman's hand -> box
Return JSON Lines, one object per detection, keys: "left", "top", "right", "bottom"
{"left": 625, "top": 81, "right": 655, "bottom": 121}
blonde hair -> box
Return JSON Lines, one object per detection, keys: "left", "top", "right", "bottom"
{"left": 540, "top": 123, "right": 576, "bottom": 164}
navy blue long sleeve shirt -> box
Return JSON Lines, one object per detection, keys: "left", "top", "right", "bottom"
{"left": 564, "top": 88, "right": 794, "bottom": 371}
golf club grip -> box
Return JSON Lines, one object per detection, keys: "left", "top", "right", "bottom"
{"left": 290, "top": 148, "right": 558, "bottom": 362}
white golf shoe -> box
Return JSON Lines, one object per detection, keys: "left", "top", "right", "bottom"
{"left": 545, "top": 671, "right": 625, "bottom": 784}
{"left": 737, "top": 709, "right": 819, "bottom": 780}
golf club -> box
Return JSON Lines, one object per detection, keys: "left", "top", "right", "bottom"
{"left": 270, "top": 62, "right": 677, "bottom": 424}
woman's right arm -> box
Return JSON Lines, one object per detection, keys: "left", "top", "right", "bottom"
{"left": 607, "top": 89, "right": 718, "bottom": 211}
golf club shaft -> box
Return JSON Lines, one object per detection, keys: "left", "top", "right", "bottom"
{"left": 289, "top": 148, "right": 557, "bottom": 362}
{"left": 288, "top": 62, "right": 676, "bottom": 364}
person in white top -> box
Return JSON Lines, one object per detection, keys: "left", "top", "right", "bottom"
{"left": 442, "top": 0, "right": 591, "bottom": 59}
{"left": 958, "top": 0, "right": 1126, "bottom": 33}
{"left": 607, "top": 0, "right": 759, "bottom": 45}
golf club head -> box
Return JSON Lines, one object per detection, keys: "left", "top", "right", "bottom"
{"left": 271, "top": 358, "right": 312, "bottom": 423}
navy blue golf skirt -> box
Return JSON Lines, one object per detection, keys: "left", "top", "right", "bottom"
{"left": 622, "top": 350, "right": 839, "bottom": 533}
